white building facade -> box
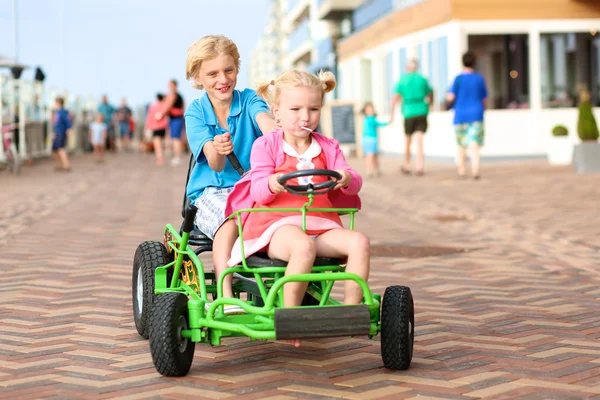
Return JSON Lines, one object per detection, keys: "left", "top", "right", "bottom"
{"left": 337, "top": 0, "right": 600, "bottom": 159}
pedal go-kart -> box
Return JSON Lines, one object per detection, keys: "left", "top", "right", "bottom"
{"left": 132, "top": 156, "right": 414, "bottom": 377}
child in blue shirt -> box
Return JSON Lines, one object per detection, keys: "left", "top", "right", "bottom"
{"left": 52, "top": 97, "right": 72, "bottom": 172}
{"left": 184, "top": 35, "right": 276, "bottom": 314}
{"left": 361, "top": 102, "right": 389, "bottom": 177}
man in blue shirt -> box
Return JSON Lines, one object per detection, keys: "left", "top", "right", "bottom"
{"left": 97, "top": 95, "right": 115, "bottom": 151}
{"left": 184, "top": 35, "right": 275, "bottom": 313}
{"left": 446, "top": 52, "right": 488, "bottom": 179}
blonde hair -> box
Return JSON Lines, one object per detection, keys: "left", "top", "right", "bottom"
{"left": 185, "top": 35, "right": 241, "bottom": 90}
{"left": 256, "top": 69, "right": 336, "bottom": 107}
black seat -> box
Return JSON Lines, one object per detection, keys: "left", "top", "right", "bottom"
{"left": 241, "top": 253, "right": 343, "bottom": 268}
{"left": 181, "top": 154, "right": 214, "bottom": 250}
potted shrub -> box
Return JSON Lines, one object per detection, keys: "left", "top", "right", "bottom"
{"left": 547, "top": 124, "right": 572, "bottom": 165}
{"left": 573, "top": 91, "right": 600, "bottom": 173}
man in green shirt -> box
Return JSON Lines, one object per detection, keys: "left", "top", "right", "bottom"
{"left": 390, "top": 59, "right": 433, "bottom": 176}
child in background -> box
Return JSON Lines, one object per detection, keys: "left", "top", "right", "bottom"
{"left": 361, "top": 102, "right": 388, "bottom": 177}
{"left": 51, "top": 97, "right": 72, "bottom": 172}
{"left": 225, "top": 70, "right": 371, "bottom": 347}
{"left": 89, "top": 113, "right": 107, "bottom": 163}
{"left": 145, "top": 93, "right": 168, "bottom": 165}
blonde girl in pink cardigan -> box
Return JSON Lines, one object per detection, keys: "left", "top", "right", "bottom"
{"left": 225, "top": 70, "right": 371, "bottom": 347}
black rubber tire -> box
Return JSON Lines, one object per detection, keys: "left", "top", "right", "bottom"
{"left": 150, "top": 293, "right": 196, "bottom": 377}
{"left": 380, "top": 285, "right": 414, "bottom": 370}
{"left": 132, "top": 241, "right": 169, "bottom": 339}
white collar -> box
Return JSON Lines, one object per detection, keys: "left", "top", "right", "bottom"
{"left": 283, "top": 138, "right": 322, "bottom": 161}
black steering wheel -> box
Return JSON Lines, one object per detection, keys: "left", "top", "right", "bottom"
{"left": 277, "top": 169, "right": 342, "bottom": 196}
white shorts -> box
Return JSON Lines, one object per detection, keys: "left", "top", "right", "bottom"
{"left": 193, "top": 187, "right": 234, "bottom": 240}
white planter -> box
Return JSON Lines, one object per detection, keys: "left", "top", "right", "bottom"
{"left": 547, "top": 136, "right": 573, "bottom": 165}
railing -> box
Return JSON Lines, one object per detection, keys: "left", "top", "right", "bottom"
{"left": 288, "top": 18, "right": 311, "bottom": 51}
{"left": 310, "top": 38, "right": 335, "bottom": 70}
{"left": 351, "top": 0, "right": 428, "bottom": 33}
{"left": 352, "top": 0, "right": 393, "bottom": 32}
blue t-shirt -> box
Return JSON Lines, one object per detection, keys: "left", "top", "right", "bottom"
{"left": 362, "top": 115, "right": 388, "bottom": 139}
{"left": 53, "top": 108, "right": 71, "bottom": 135}
{"left": 185, "top": 89, "right": 269, "bottom": 202}
{"left": 450, "top": 72, "right": 488, "bottom": 124}
{"left": 98, "top": 103, "right": 115, "bottom": 125}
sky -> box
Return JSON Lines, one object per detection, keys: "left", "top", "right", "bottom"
{"left": 0, "top": 0, "right": 270, "bottom": 108}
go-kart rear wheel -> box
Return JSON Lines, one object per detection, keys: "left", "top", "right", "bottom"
{"left": 132, "top": 241, "right": 169, "bottom": 339}
{"left": 380, "top": 285, "right": 414, "bottom": 370}
{"left": 150, "top": 292, "right": 195, "bottom": 377}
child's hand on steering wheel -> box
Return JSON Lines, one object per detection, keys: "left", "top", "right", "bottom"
{"left": 213, "top": 132, "right": 233, "bottom": 156}
{"left": 269, "top": 173, "right": 286, "bottom": 194}
{"left": 334, "top": 169, "right": 351, "bottom": 189}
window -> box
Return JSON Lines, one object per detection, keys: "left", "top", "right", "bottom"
{"left": 468, "top": 34, "right": 530, "bottom": 109}
{"left": 417, "top": 43, "right": 424, "bottom": 73}
{"left": 427, "top": 40, "right": 434, "bottom": 81}
{"left": 394, "top": 0, "right": 427, "bottom": 9}
{"left": 352, "top": 0, "right": 394, "bottom": 33}
{"left": 399, "top": 47, "right": 407, "bottom": 76}
{"left": 541, "top": 32, "right": 600, "bottom": 108}
{"left": 437, "top": 36, "right": 449, "bottom": 108}
{"left": 385, "top": 51, "right": 394, "bottom": 109}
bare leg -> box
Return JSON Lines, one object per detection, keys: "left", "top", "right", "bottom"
{"left": 403, "top": 134, "right": 412, "bottom": 171}
{"left": 315, "top": 229, "right": 370, "bottom": 304}
{"left": 267, "top": 225, "right": 317, "bottom": 348}
{"left": 401, "top": 135, "right": 412, "bottom": 174}
{"left": 212, "top": 220, "right": 239, "bottom": 298}
{"left": 374, "top": 153, "right": 381, "bottom": 176}
{"left": 153, "top": 137, "right": 164, "bottom": 165}
{"left": 413, "top": 132, "right": 424, "bottom": 173}
{"left": 469, "top": 143, "right": 480, "bottom": 178}
{"left": 52, "top": 151, "right": 60, "bottom": 168}
{"left": 173, "top": 139, "right": 182, "bottom": 159}
{"left": 57, "top": 149, "right": 70, "bottom": 170}
{"left": 457, "top": 146, "right": 467, "bottom": 177}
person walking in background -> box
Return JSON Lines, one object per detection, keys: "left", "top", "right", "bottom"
{"left": 361, "top": 102, "right": 389, "bottom": 177}
{"left": 115, "top": 98, "right": 133, "bottom": 152}
{"left": 390, "top": 59, "right": 432, "bottom": 176}
{"left": 445, "top": 51, "right": 488, "bottom": 180}
{"left": 51, "top": 97, "right": 72, "bottom": 172}
{"left": 97, "top": 95, "right": 116, "bottom": 151}
{"left": 89, "top": 113, "right": 107, "bottom": 163}
{"left": 157, "top": 79, "right": 185, "bottom": 166}
{"left": 145, "top": 93, "right": 168, "bottom": 166}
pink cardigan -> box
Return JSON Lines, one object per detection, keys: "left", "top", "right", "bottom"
{"left": 225, "top": 129, "right": 362, "bottom": 224}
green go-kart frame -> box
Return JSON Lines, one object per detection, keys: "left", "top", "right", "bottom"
{"left": 132, "top": 162, "right": 414, "bottom": 377}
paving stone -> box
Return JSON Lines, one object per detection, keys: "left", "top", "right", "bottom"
{"left": 1, "top": 154, "right": 599, "bottom": 398}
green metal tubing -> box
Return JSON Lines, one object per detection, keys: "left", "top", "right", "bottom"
{"left": 205, "top": 297, "right": 274, "bottom": 318}
{"left": 319, "top": 280, "right": 336, "bottom": 306}
{"left": 264, "top": 272, "right": 374, "bottom": 307}
{"left": 170, "top": 230, "right": 189, "bottom": 288}
{"left": 163, "top": 224, "right": 208, "bottom": 299}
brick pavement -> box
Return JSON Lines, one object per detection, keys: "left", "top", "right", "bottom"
{"left": 0, "top": 152, "right": 599, "bottom": 399}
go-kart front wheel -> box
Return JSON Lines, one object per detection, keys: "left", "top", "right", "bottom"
{"left": 380, "top": 285, "right": 414, "bottom": 370}
{"left": 132, "top": 241, "right": 169, "bottom": 339}
{"left": 149, "top": 293, "right": 195, "bottom": 377}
